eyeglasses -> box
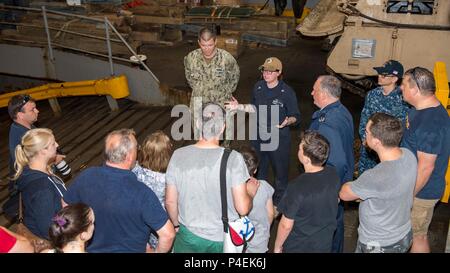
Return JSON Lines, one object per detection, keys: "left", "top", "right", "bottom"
{"left": 18, "top": 94, "right": 31, "bottom": 111}
{"left": 378, "top": 74, "right": 395, "bottom": 78}
{"left": 262, "top": 69, "right": 279, "bottom": 74}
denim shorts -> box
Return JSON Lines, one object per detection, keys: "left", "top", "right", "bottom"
{"left": 355, "top": 230, "right": 412, "bottom": 253}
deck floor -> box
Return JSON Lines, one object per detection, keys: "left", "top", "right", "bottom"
{"left": 0, "top": 96, "right": 187, "bottom": 228}
{"left": 1, "top": 37, "right": 448, "bottom": 252}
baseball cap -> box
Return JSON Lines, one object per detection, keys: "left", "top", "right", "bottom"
{"left": 373, "top": 60, "right": 404, "bottom": 77}
{"left": 259, "top": 57, "right": 282, "bottom": 72}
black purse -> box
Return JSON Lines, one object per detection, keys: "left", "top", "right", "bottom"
{"left": 2, "top": 181, "right": 19, "bottom": 222}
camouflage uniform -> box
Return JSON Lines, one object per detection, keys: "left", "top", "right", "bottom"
{"left": 185, "top": 48, "right": 239, "bottom": 107}
{"left": 358, "top": 86, "right": 410, "bottom": 175}
{"left": 184, "top": 48, "right": 240, "bottom": 139}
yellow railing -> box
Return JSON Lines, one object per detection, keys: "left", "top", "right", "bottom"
{"left": 0, "top": 75, "right": 130, "bottom": 108}
{"left": 433, "top": 61, "right": 450, "bottom": 203}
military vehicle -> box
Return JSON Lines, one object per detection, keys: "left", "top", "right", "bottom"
{"left": 297, "top": 0, "right": 450, "bottom": 95}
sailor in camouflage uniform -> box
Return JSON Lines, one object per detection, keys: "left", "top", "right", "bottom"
{"left": 184, "top": 27, "right": 240, "bottom": 141}
{"left": 358, "top": 60, "right": 410, "bottom": 175}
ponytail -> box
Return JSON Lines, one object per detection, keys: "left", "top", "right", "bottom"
{"left": 12, "top": 144, "right": 29, "bottom": 180}
{"left": 10, "top": 128, "right": 54, "bottom": 181}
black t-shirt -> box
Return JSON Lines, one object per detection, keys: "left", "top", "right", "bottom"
{"left": 278, "top": 166, "right": 340, "bottom": 253}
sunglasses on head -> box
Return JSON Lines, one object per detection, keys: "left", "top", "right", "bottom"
{"left": 408, "top": 67, "right": 421, "bottom": 90}
{"left": 18, "top": 94, "right": 31, "bottom": 111}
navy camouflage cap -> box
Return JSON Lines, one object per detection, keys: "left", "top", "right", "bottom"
{"left": 373, "top": 60, "right": 404, "bottom": 77}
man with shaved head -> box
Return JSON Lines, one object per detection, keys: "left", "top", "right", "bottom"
{"left": 185, "top": 27, "right": 240, "bottom": 111}
{"left": 64, "top": 129, "right": 175, "bottom": 253}
{"left": 184, "top": 27, "right": 240, "bottom": 143}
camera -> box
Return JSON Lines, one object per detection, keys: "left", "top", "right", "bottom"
{"left": 55, "top": 160, "right": 71, "bottom": 176}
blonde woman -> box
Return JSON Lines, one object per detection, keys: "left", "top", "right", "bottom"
{"left": 132, "top": 130, "right": 173, "bottom": 249}
{"left": 13, "top": 128, "right": 67, "bottom": 239}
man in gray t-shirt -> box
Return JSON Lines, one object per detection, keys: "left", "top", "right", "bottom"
{"left": 340, "top": 113, "right": 417, "bottom": 253}
{"left": 165, "top": 103, "right": 259, "bottom": 253}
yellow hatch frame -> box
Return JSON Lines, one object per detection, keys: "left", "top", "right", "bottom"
{"left": 0, "top": 75, "right": 130, "bottom": 108}
{"left": 434, "top": 62, "right": 450, "bottom": 203}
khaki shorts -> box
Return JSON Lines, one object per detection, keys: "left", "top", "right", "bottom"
{"left": 411, "top": 197, "right": 439, "bottom": 236}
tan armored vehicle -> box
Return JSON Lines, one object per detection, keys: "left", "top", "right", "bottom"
{"left": 297, "top": 0, "right": 450, "bottom": 95}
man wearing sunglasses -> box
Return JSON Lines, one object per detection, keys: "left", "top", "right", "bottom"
{"left": 3, "top": 94, "right": 40, "bottom": 221}
{"left": 358, "top": 60, "right": 410, "bottom": 176}
{"left": 400, "top": 67, "right": 450, "bottom": 253}
{"left": 4, "top": 95, "right": 68, "bottom": 220}
{"left": 7, "top": 94, "right": 39, "bottom": 176}
{"left": 8, "top": 95, "right": 68, "bottom": 173}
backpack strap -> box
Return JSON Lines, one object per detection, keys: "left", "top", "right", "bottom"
{"left": 220, "top": 148, "right": 232, "bottom": 233}
{"left": 18, "top": 192, "right": 24, "bottom": 223}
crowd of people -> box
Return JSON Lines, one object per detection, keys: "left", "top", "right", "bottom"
{"left": 1, "top": 27, "right": 449, "bottom": 254}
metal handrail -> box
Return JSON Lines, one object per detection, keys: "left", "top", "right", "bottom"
{"left": 1, "top": 37, "right": 139, "bottom": 64}
{"left": 0, "top": 21, "right": 122, "bottom": 43}
{"left": 0, "top": 4, "right": 159, "bottom": 83}
{"left": 105, "top": 19, "right": 158, "bottom": 82}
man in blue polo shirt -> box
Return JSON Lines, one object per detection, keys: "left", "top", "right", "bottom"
{"left": 8, "top": 94, "right": 39, "bottom": 176}
{"left": 4, "top": 95, "right": 69, "bottom": 221}
{"left": 309, "top": 75, "right": 354, "bottom": 253}
{"left": 400, "top": 67, "right": 450, "bottom": 253}
{"left": 64, "top": 129, "right": 175, "bottom": 253}
{"left": 3, "top": 94, "right": 40, "bottom": 221}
